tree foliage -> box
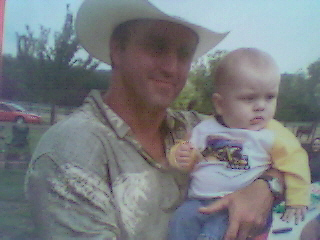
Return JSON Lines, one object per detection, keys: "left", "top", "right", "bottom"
{"left": 3, "top": 4, "right": 320, "bottom": 124}
{"left": 173, "top": 52, "right": 320, "bottom": 122}
{"left": 3, "top": 5, "right": 109, "bottom": 124}
{"left": 171, "top": 50, "right": 226, "bottom": 114}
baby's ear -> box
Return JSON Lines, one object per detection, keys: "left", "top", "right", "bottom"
{"left": 212, "top": 93, "right": 223, "bottom": 115}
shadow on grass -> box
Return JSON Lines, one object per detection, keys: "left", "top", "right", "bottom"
{"left": 0, "top": 169, "right": 37, "bottom": 240}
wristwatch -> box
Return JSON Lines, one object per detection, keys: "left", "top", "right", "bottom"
{"left": 256, "top": 175, "right": 284, "bottom": 201}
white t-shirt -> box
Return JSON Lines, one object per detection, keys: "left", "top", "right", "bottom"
{"left": 188, "top": 117, "right": 274, "bottom": 198}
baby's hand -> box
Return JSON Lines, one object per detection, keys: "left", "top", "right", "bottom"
{"left": 175, "top": 142, "right": 197, "bottom": 171}
{"left": 281, "top": 205, "right": 308, "bottom": 225}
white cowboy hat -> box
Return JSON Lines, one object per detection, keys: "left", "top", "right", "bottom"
{"left": 76, "top": 0, "right": 228, "bottom": 65}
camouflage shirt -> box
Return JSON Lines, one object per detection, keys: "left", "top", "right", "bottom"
{"left": 25, "top": 90, "right": 203, "bottom": 240}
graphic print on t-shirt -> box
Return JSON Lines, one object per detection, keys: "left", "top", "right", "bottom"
{"left": 201, "top": 135, "right": 249, "bottom": 170}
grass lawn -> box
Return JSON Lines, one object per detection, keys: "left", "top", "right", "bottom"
{"left": 0, "top": 169, "right": 35, "bottom": 239}
{"left": 0, "top": 124, "right": 49, "bottom": 239}
{"left": 0, "top": 169, "right": 26, "bottom": 201}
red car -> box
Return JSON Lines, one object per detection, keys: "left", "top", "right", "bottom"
{"left": 0, "top": 102, "right": 42, "bottom": 124}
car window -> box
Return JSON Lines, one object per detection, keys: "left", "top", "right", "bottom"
{"left": 9, "top": 103, "right": 25, "bottom": 112}
{"left": 0, "top": 104, "right": 11, "bottom": 112}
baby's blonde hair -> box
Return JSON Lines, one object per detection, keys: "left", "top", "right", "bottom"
{"left": 214, "top": 48, "right": 279, "bottom": 93}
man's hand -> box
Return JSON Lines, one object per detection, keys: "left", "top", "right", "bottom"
{"left": 199, "top": 179, "right": 274, "bottom": 240}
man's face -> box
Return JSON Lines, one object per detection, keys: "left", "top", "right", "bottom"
{"left": 111, "top": 20, "right": 198, "bottom": 109}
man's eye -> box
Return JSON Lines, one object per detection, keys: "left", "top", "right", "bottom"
{"left": 178, "top": 48, "right": 194, "bottom": 60}
{"left": 146, "top": 40, "right": 166, "bottom": 54}
{"left": 154, "top": 43, "right": 166, "bottom": 53}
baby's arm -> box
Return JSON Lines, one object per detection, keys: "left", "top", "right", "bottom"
{"left": 281, "top": 205, "right": 308, "bottom": 225}
{"left": 168, "top": 141, "right": 200, "bottom": 172}
{"left": 267, "top": 120, "right": 311, "bottom": 225}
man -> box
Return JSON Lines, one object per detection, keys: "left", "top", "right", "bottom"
{"left": 25, "top": 0, "right": 283, "bottom": 239}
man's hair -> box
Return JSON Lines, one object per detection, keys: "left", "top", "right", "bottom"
{"left": 110, "top": 20, "right": 139, "bottom": 50}
{"left": 109, "top": 20, "right": 141, "bottom": 66}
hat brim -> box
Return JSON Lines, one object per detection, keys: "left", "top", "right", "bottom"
{"left": 76, "top": 0, "right": 228, "bottom": 65}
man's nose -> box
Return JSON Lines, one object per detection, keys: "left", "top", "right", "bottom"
{"left": 159, "top": 52, "right": 178, "bottom": 77}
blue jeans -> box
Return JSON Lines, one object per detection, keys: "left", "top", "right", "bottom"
{"left": 168, "top": 198, "right": 273, "bottom": 240}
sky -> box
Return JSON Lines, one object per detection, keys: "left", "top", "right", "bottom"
{"left": 3, "top": 0, "right": 320, "bottom": 74}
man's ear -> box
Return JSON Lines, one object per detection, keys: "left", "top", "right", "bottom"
{"left": 212, "top": 93, "right": 223, "bottom": 115}
{"left": 109, "top": 38, "right": 121, "bottom": 67}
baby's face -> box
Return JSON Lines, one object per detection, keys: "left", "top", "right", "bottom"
{"left": 214, "top": 65, "right": 280, "bottom": 131}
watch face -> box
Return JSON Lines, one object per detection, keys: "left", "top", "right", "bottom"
{"left": 270, "top": 178, "right": 284, "bottom": 195}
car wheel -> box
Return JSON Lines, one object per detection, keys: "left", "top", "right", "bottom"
{"left": 15, "top": 117, "right": 26, "bottom": 124}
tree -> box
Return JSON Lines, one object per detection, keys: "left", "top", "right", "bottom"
{"left": 276, "top": 59, "right": 320, "bottom": 122}
{"left": 2, "top": 54, "right": 24, "bottom": 99}
{"left": 172, "top": 50, "right": 227, "bottom": 114}
{"left": 15, "top": 4, "right": 101, "bottom": 124}
{"left": 307, "top": 59, "right": 320, "bottom": 107}
{"left": 276, "top": 73, "right": 309, "bottom": 121}
{"left": 172, "top": 51, "right": 320, "bottom": 123}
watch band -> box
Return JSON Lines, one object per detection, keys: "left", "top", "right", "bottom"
{"left": 256, "top": 175, "right": 284, "bottom": 205}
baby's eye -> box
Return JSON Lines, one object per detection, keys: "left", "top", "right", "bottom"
{"left": 240, "top": 96, "right": 255, "bottom": 101}
{"left": 266, "top": 94, "right": 276, "bottom": 100}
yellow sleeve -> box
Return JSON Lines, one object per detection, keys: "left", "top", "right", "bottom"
{"left": 267, "top": 119, "right": 311, "bottom": 206}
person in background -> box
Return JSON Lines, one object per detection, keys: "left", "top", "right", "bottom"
{"left": 308, "top": 137, "right": 320, "bottom": 182}
{"left": 168, "top": 48, "right": 310, "bottom": 240}
{"left": 25, "top": 0, "right": 284, "bottom": 239}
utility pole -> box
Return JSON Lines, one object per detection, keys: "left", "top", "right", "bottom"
{"left": 0, "top": 0, "right": 6, "bottom": 98}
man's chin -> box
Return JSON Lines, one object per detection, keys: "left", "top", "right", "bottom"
{"left": 150, "top": 96, "right": 175, "bottom": 108}
{"left": 145, "top": 100, "right": 171, "bottom": 111}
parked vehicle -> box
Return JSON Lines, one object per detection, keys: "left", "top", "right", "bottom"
{"left": 0, "top": 102, "right": 42, "bottom": 124}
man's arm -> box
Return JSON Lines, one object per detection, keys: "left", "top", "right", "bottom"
{"left": 199, "top": 168, "right": 284, "bottom": 240}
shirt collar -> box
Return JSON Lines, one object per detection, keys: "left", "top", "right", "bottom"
{"left": 85, "top": 90, "right": 184, "bottom": 138}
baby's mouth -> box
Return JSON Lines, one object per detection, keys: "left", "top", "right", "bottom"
{"left": 250, "top": 117, "right": 264, "bottom": 125}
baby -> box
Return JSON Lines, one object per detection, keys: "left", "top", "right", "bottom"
{"left": 168, "top": 48, "right": 311, "bottom": 240}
